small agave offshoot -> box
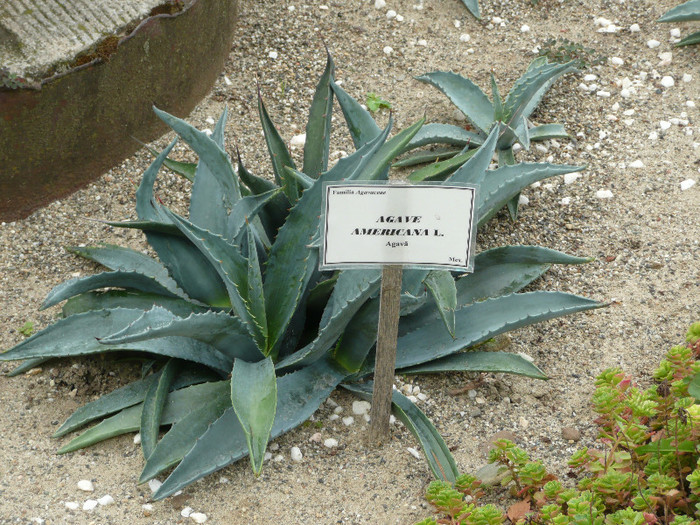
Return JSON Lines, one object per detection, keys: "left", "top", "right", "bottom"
{"left": 1, "top": 52, "right": 602, "bottom": 500}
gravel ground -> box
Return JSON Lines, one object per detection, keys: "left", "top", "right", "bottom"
{"left": 1, "top": 0, "right": 698, "bottom": 523}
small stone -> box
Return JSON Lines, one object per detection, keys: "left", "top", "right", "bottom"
{"left": 561, "top": 427, "right": 581, "bottom": 441}
{"left": 647, "top": 39, "right": 661, "bottom": 49}
{"left": 683, "top": 73, "right": 693, "bottom": 82}
{"left": 629, "top": 23, "right": 640, "bottom": 32}
{"left": 670, "top": 28, "right": 681, "bottom": 38}
{"left": 407, "top": 447, "right": 421, "bottom": 459}
{"left": 396, "top": 14, "right": 404, "bottom": 21}
{"left": 620, "top": 88, "right": 631, "bottom": 98}
{"left": 291, "top": 446, "right": 303, "bottom": 462}
{"left": 328, "top": 414, "right": 340, "bottom": 421}
{"left": 182, "top": 507, "right": 193, "bottom": 517}
{"left": 133, "top": 433, "right": 141, "bottom": 444}
{"left": 389, "top": 415, "right": 397, "bottom": 425}
{"left": 518, "top": 195, "right": 529, "bottom": 206}
{"left": 583, "top": 74, "right": 597, "bottom": 82}
{"left": 660, "top": 76, "right": 675, "bottom": 88}
{"left": 564, "top": 173, "right": 581, "bottom": 185}
{"left": 416, "top": 39, "right": 427, "bottom": 46}
{"left": 333, "top": 406, "right": 343, "bottom": 414}
{"left": 454, "top": 19, "right": 461, "bottom": 28}
{"left": 596, "top": 189, "right": 613, "bottom": 199}
{"left": 597, "top": 91, "right": 611, "bottom": 97}
{"left": 519, "top": 417, "right": 529, "bottom": 429}
{"left": 687, "top": 101, "right": 696, "bottom": 108}
{"left": 658, "top": 52, "right": 673, "bottom": 66}
{"left": 83, "top": 500, "right": 98, "bottom": 511}
{"left": 274, "top": 454, "right": 284, "bottom": 462}
{"left": 560, "top": 197, "right": 571, "bottom": 205}
{"left": 386, "top": 9, "right": 396, "bottom": 19}
{"left": 342, "top": 416, "right": 354, "bottom": 426}
{"left": 309, "top": 432, "right": 322, "bottom": 443}
{"left": 64, "top": 502, "right": 79, "bottom": 510}
{"left": 459, "top": 33, "right": 471, "bottom": 42}
{"left": 142, "top": 504, "right": 154, "bottom": 511}
{"left": 190, "top": 512, "right": 208, "bottom": 523}
{"left": 97, "top": 495, "right": 114, "bottom": 506}
{"left": 475, "top": 462, "right": 507, "bottom": 486}
{"left": 629, "top": 160, "right": 644, "bottom": 168}
{"left": 148, "top": 479, "right": 162, "bottom": 493}
{"left": 352, "top": 400, "right": 371, "bottom": 415}
{"left": 649, "top": 131, "right": 659, "bottom": 140}
{"left": 520, "top": 24, "right": 530, "bottom": 32}
{"left": 290, "top": 133, "right": 306, "bottom": 146}
{"left": 324, "top": 438, "right": 338, "bottom": 448}
{"left": 680, "top": 179, "right": 696, "bottom": 191}
{"left": 383, "top": 46, "right": 393, "bottom": 55}
{"left": 374, "top": 0, "right": 386, "bottom": 8}
{"left": 77, "top": 480, "right": 94, "bottom": 492}
{"left": 268, "top": 51, "right": 278, "bottom": 59}
{"left": 417, "top": 392, "right": 428, "bottom": 402}
{"left": 609, "top": 57, "right": 623, "bottom": 66}
{"left": 660, "top": 121, "right": 672, "bottom": 131}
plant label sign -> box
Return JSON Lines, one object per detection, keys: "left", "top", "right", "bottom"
{"left": 321, "top": 183, "right": 477, "bottom": 272}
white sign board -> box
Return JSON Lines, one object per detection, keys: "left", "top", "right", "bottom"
{"left": 321, "top": 183, "right": 477, "bottom": 271}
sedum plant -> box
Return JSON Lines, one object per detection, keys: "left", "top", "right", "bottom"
{"left": 659, "top": 0, "right": 700, "bottom": 46}
{"left": 417, "top": 323, "right": 700, "bottom": 525}
{"left": 1, "top": 53, "right": 601, "bottom": 500}
{"left": 401, "top": 57, "right": 577, "bottom": 219}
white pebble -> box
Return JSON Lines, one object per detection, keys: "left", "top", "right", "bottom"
{"left": 518, "top": 195, "right": 529, "bottom": 206}
{"left": 97, "top": 495, "right": 114, "bottom": 506}
{"left": 620, "top": 88, "right": 631, "bottom": 98}
{"left": 583, "top": 74, "right": 597, "bottom": 82}
{"left": 660, "top": 76, "right": 674, "bottom": 88}
{"left": 352, "top": 400, "right": 371, "bottom": 415}
{"left": 683, "top": 73, "right": 693, "bottom": 82}
{"left": 670, "top": 28, "right": 681, "bottom": 38}
{"left": 459, "top": 33, "right": 471, "bottom": 42}
{"left": 290, "top": 446, "right": 303, "bottom": 462}
{"left": 649, "top": 131, "right": 659, "bottom": 140}
{"left": 333, "top": 405, "right": 343, "bottom": 414}
{"left": 325, "top": 397, "right": 338, "bottom": 408}
{"left": 647, "top": 39, "right": 661, "bottom": 49}
{"left": 324, "top": 438, "right": 338, "bottom": 448}
{"left": 681, "top": 179, "right": 696, "bottom": 191}
{"left": 64, "top": 502, "right": 79, "bottom": 510}
{"left": 374, "top": 0, "right": 386, "bottom": 8}
{"left": 342, "top": 416, "right": 355, "bottom": 426}
{"left": 630, "top": 23, "right": 640, "bottom": 32}
{"left": 142, "top": 504, "right": 154, "bottom": 511}
{"left": 629, "top": 160, "right": 645, "bottom": 168}
{"left": 564, "top": 173, "right": 581, "bottom": 184}
{"left": 658, "top": 52, "right": 673, "bottom": 66}
{"left": 386, "top": 9, "right": 396, "bottom": 19}
{"left": 363, "top": 413, "right": 371, "bottom": 423}
{"left": 596, "top": 190, "right": 613, "bottom": 199}
{"left": 408, "top": 395, "right": 418, "bottom": 403}
{"left": 597, "top": 91, "right": 611, "bottom": 98}
{"left": 274, "top": 454, "right": 284, "bottom": 462}
{"left": 659, "top": 121, "right": 672, "bottom": 131}
{"left": 491, "top": 16, "right": 502, "bottom": 24}
{"left": 560, "top": 197, "right": 571, "bottom": 205}
{"left": 687, "top": 101, "right": 696, "bottom": 108}
{"left": 191, "top": 512, "right": 208, "bottom": 524}
{"left": 594, "top": 16, "right": 612, "bottom": 27}
{"left": 288, "top": 5, "right": 295, "bottom": 11}
{"left": 133, "top": 433, "right": 141, "bottom": 445}
{"left": 205, "top": 117, "right": 215, "bottom": 125}
{"left": 223, "top": 75, "right": 232, "bottom": 86}
{"left": 416, "top": 39, "right": 427, "bottom": 46}
{"left": 182, "top": 507, "right": 193, "bottom": 517}
{"left": 383, "top": 46, "right": 393, "bottom": 55}
{"left": 268, "top": 51, "right": 278, "bottom": 59}
{"left": 148, "top": 479, "right": 162, "bottom": 493}
{"left": 610, "top": 57, "right": 624, "bottom": 66}
{"left": 407, "top": 447, "right": 422, "bottom": 460}
{"left": 521, "top": 24, "right": 530, "bottom": 32}
{"left": 202, "top": 128, "right": 213, "bottom": 136}
{"left": 290, "top": 133, "right": 306, "bottom": 146}
{"left": 396, "top": 14, "right": 404, "bottom": 21}
{"left": 328, "top": 414, "right": 340, "bottom": 421}
{"left": 83, "top": 500, "right": 98, "bottom": 511}
{"left": 319, "top": 4, "right": 328, "bottom": 9}
{"left": 77, "top": 480, "right": 94, "bottom": 492}
{"left": 309, "top": 432, "right": 322, "bottom": 443}
{"left": 454, "top": 19, "right": 461, "bottom": 28}
{"left": 264, "top": 452, "right": 272, "bottom": 461}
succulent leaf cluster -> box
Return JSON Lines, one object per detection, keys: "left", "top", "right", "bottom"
{"left": 400, "top": 58, "right": 577, "bottom": 220}
{"left": 1, "top": 53, "right": 600, "bottom": 499}
{"left": 417, "top": 323, "right": 700, "bottom": 525}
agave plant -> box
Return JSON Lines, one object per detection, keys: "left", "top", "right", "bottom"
{"left": 659, "top": 0, "right": 700, "bottom": 46}
{"left": 1, "top": 54, "right": 602, "bottom": 500}
{"left": 400, "top": 57, "right": 577, "bottom": 219}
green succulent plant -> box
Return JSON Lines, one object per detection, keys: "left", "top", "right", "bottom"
{"left": 659, "top": 0, "right": 700, "bottom": 46}
{"left": 1, "top": 53, "right": 601, "bottom": 500}
{"left": 401, "top": 57, "right": 577, "bottom": 220}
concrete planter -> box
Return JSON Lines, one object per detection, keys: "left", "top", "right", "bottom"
{"left": 0, "top": 0, "right": 239, "bottom": 221}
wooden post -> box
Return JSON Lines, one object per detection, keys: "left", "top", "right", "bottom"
{"left": 368, "top": 264, "right": 403, "bottom": 446}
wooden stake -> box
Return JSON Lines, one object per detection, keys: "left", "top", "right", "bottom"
{"left": 368, "top": 264, "right": 403, "bottom": 446}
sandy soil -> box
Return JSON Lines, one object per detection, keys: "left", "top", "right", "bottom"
{"left": 1, "top": 0, "right": 698, "bottom": 523}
